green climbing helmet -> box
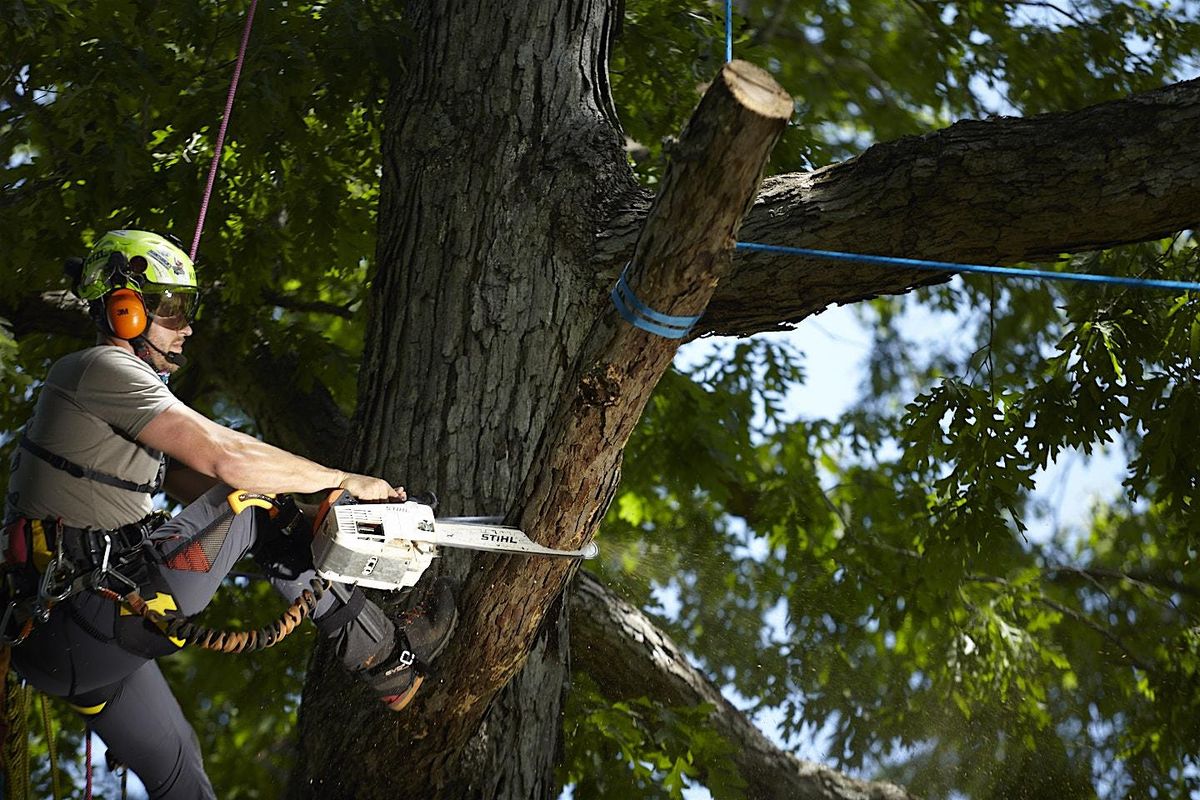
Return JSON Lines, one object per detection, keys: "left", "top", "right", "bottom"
{"left": 80, "top": 230, "right": 197, "bottom": 299}
{"left": 79, "top": 230, "right": 200, "bottom": 326}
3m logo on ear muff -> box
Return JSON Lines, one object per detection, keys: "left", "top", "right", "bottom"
{"left": 106, "top": 288, "right": 148, "bottom": 339}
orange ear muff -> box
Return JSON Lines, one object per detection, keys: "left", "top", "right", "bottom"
{"left": 106, "top": 289, "right": 148, "bottom": 339}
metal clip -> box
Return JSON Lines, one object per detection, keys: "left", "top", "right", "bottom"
{"left": 0, "top": 601, "right": 27, "bottom": 646}
{"left": 38, "top": 535, "right": 76, "bottom": 605}
{"left": 90, "top": 533, "right": 139, "bottom": 594}
{"left": 89, "top": 532, "right": 114, "bottom": 584}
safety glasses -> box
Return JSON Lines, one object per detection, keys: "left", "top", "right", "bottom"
{"left": 144, "top": 289, "right": 200, "bottom": 330}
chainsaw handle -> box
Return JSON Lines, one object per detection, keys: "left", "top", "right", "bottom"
{"left": 355, "top": 490, "right": 438, "bottom": 511}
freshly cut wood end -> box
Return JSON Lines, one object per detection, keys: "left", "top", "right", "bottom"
{"left": 723, "top": 60, "right": 793, "bottom": 120}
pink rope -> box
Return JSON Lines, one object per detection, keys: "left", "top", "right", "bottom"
{"left": 189, "top": 0, "right": 261, "bottom": 261}
{"left": 84, "top": 727, "right": 93, "bottom": 800}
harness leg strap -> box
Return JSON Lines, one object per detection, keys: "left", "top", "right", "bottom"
{"left": 313, "top": 582, "right": 395, "bottom": 671}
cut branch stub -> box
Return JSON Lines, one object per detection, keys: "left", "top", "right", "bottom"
{"left": 518, "top": 58, "right": 792, "bottom": 552}
{"left": 622, "top": 59, "right": 794, "bottom": 325}
{"left": 517, "top": 59, "right": 792, "bottom": 551}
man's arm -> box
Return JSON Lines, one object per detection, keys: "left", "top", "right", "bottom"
{"left": 139, "top": 404, "right": 400, "bottom": 500}
{"left": 162, "top": 461, "right": 222, "bottom": 506}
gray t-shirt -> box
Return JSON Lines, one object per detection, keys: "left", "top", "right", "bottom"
{"left": 6, "top": 346, "right": 182, "bottom": 530}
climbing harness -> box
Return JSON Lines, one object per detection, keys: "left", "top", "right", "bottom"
{"left": 1, "top": 504, "right": 327, "bottom": 656}
{"left": 2, "top": 434, "right": 166, "bottom": 645}
{"left": 1, "top": 515, "right": 166, "bottom": 645}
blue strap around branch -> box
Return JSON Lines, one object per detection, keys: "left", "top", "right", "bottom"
{"left": 611, "top": 264, "right": 703, "bottom": 339}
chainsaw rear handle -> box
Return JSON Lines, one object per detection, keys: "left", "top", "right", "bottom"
{"left": 334, "top": 489, "right": 437, "bottom": 506}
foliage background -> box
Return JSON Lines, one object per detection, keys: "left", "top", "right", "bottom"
{"left": 2, "top": 1, "right": 1199, "bottom": 797}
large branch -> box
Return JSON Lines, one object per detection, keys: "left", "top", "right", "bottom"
{"left": 570, "top": 572, "right": 915, "bottom": 800}
{"left": 521, "top": 58, "right": 791, "bottom": 548}
{"left": 599, "top": 78, "right": 1200, "bottom": 337}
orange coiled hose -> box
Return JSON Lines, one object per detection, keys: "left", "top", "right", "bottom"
{"left": 97, "top": 577, "right": 329, "bottom": 654}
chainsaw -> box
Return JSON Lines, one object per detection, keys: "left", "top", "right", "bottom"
{"left": 310, "top": 500, "right": 598, "bottom": 591}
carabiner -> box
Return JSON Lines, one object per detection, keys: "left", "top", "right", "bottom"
{"left": 39, "top": 549, "right": 75, "bottom": 604}
{"left": 36, "top": 520, "right": 74, "bottom": 604}
{"left": 0, "top": 601, "right": 26, "bottom": 645}
{"left": 89, "top": 533, "right": 138, "bottom": 594}
{"left": 89, "top": 533, "right": 114, "bottom": 586}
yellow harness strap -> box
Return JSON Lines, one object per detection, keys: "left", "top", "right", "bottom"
{"left": 28, "top": 520, "right": 53, "bottom": 573}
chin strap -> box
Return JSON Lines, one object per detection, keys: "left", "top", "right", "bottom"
{"left": 132, "top": 335, "right": 185, "bottom": 369}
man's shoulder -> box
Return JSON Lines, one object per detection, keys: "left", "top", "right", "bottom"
{"left": 45, "top": 346, "right": 165, "bottom": 400}
{"left": 41, "top": 345, "right": 180, "bottom": 437}
{"left": 51, "top": 345, "right": 155, "bottom": 380}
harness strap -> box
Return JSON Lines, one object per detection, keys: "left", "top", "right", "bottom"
{"left": 314, "top": 584, "right": 366, "bottom": 633}
{"left": 56, "top": 517, "right": 163, "bottom": 568}
{"left": 19, "top": 435, "right": 164, "bottom": 495}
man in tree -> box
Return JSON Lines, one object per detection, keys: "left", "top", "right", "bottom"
{"left": 2, "top": 229, "right": 458, "bottom": 799}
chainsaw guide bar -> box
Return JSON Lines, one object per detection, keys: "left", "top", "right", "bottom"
{"left": 312, "top": 501, "right": 598, "bottom": 591}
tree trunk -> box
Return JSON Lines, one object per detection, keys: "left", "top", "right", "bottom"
{"left": 288, "top": 1, "right": 812, "bottom": 798}
{"left": 291, "top": 1, "right": 631, "bottom": 797}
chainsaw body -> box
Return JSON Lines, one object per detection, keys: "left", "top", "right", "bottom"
{"left": 311, "top": 501, "right": 598, "bottom": 590}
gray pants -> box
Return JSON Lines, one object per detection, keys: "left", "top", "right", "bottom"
{"left": 11, "top": 484, "right": 393, "bottom": 799}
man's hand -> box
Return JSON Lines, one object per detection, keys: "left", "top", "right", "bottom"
{"left": 337, "top": 473, "right": 407, "bottom": 502}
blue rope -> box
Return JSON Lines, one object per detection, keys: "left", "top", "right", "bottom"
{"left": 611, "top": 264, "right": 702, "bottom": 338}
{"left": 735, "top": 242, "right": 1200, "bottom": 293}
{"left": 725, "top": 0, "right": 733, "bottom": 62}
